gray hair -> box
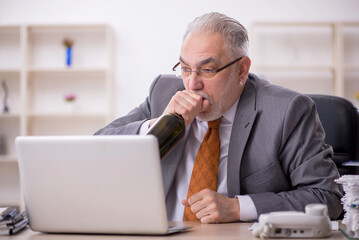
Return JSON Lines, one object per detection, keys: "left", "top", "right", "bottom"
{"left": 183, "top": 12, "right": 249, "bottom": 57}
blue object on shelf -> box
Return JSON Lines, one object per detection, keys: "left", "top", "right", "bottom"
{"left": 66, "top": 47, "right": 72, "bottom": 67}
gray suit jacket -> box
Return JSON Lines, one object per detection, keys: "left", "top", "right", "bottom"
{"left": 95, "top": 73, "right": 343, "bottom": 219}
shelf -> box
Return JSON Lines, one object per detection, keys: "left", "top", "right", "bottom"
{"left": 259, "top": 70, "right": 334, "bottom": 95}
{"left": 26, "top": 116, "right": 106, "bottom": 136}
{"left": 250, "top": 21, "right": 359, "bottom": 97}
{"left": 0, "top": 114, "right": 21, "bottom": 119}
{"left": 28, "top": 67, "right": 108, "bottom": 74}
{"left": 252, "top": 22, "right": 335, "bottom": 27}
{"left": 0, "top": 199, "right": 21, "bottom": 209}
{"left": 28, "top": 24, "right": 108, "bottom": 30}
{"left": 251, "top": 24, "right": 333, "bottom": 68}
{"left": 0, "top": 69, "right": 21, "bottom": 74}
{"left": 28, "top": 25, "right": 109, "bottom": 69}
{"left": 343, "top": 71, "right": 359, "bottom": 108}
{"left": 342, "top": 24, "right": 359, "bottom": 68}
{"left": 0, "top": 116, "right": 20, "bottom": 157}
{"left": 0, "top": 162, "right": 20, "bottom": 208}
{"left": 0, "top": 24, "right": 112, "bottom": 210}
{"left": 0, "top": 155, "right": 17, "bottom": 163}
{"left": 27, "top": 71, "right": 107, "bottom": 114}
{"left": 0, "top": 26, "right": 21, "bottom": 70}
{"left": 253, "top": 65, "right": 334, "bottom": 72}
{"left": 0, "top": 70, "right": 21, "bottom": 114}
{"left": 27, "top": 112, "right": 107, "bottom": 118}
{"left": 343, "top": 66, "right": 359, "bottom": 71}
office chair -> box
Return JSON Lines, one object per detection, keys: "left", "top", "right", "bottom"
{"left": 307, "top": 94, "right": 359, "bottom": 175}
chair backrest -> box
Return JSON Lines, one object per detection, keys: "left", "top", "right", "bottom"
{"left": 307, "top": 94, "right": 359, "bottom": 175}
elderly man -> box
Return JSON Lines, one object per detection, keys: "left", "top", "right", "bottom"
{"left": 95, "top": 12, "right": 342, "bottom": 223}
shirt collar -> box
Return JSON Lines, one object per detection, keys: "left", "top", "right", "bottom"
{"left": 221, "top": 98, "right": 239, "bottom": 124}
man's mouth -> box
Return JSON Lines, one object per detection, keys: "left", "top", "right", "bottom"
{"left": 190, "top": 90, "right": 212, "bottom": 105}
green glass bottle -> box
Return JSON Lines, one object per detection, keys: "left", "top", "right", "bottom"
{"left": 145, "top": 113, "right": 185, "bottom": 159}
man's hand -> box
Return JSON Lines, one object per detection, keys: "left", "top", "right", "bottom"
{"left": 181, "top": 189, "right": 240, "bottom": 223}
{"left": 148, "top": 118, "right": 158, "bottom": 128}
{"left": 163, "top": 90, "right": 208, "bottom": 126}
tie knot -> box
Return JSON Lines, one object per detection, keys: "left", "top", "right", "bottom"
{"left": 208, "top": 118, "right": 221, "bottom": 129}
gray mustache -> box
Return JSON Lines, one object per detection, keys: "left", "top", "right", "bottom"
{"left": 189, "top": 90, "right": 213, "bottom": 105}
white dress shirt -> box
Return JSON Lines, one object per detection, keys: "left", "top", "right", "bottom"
{"left": 140, "top": 100, "right": 257, "bottom": 221}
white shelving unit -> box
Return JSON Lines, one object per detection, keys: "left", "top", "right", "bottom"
{"left": 250, "top": 22, "right": 359, "bottom": 108}
{"left": 342, "top": 23, "right": 359, "bottom": 107}
{"left": 0, "top": 24, "right": 113, "bottom": 209}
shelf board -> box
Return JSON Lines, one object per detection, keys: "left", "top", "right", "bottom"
{"left": 28, "top": 24, "right": 108, "bottom": 31}
{"left": 0, "top": 113, "right": 21, "bottom": 119}
{"left": 0, "top": 69, "right": 21, "bottom": 74}
{"left": 344, "top": 65, "right": 359, "bottom": 71}
{"left": 28, "top": 67, "right": 108, "bottom": 74}
{"left": 252, "top": 22, "right": 336, "bottom": 27}
{"left": 0, "top": 25, "right": 21, "bottom": 30}
{"left": 0, "top": 199, "right": 20, "bottom": 208}
{"left": 27, "top": 112, "right": 107, "bottom": 118}
{"left": 253, "top": 65, "right": 334, "bottom": 72}
{"left": 0, "top": 155, "right": 17, "bottom": 163}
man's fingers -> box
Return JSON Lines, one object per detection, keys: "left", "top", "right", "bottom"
{"left": 187, "top": 190, "right": 205, "bottom": 206}
{"left": 200, "top": 215, "right": 215, "bottom": 224}
{"left": 175, "top": 91, "right": 203, "bottom": 123}
{"left": 183, "top": 190, "right": 240, "bottom": 223}
{"left": 181, "top": 199, "right": 189, "bottom": 206}
{"left": 190, "top": 199, "right": 207, "bottom": 214}
{"left": 181, "top": 90, "right": 203, "bottom": 104}
{"left": 182, "top": 191, "right": 204, "bottom": 209}
{"left": 201, "top": 98, "right": 210, "bottom": 112}
{"left": 163, "top": 90, "right": 204, "bottom": 126}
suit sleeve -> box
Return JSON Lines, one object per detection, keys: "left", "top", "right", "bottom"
{"left": 94, "top": 75, "right": 162, "bottom": 135}
{"left": 248, "top": 95, "right": 343, "bottom": 219}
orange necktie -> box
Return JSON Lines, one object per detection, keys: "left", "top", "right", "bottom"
{"left": 183, "top": 118, "right": 221, "bottom": 221}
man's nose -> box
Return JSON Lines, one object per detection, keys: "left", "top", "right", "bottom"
{"left": 187, "top": 72, "right": 203, "bottom": 91}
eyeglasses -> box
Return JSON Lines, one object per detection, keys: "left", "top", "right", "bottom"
{"left": 172, "top": 56, "right": 244, "bottom": 78}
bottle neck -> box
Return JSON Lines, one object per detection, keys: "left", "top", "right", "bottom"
{"left": 172, "top": 113, "right": 184, "bottom": 122}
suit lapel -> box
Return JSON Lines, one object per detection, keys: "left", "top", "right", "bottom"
{"left": 227, "top": 78, "right": 258, "bottom": 197}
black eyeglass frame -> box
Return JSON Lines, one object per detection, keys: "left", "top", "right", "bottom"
{"left": 172, "top": 56, "right": 245, "bottom": 76}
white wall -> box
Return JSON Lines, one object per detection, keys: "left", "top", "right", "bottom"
{"left": 1, "top": 0, "right": 359, "bottom": 117}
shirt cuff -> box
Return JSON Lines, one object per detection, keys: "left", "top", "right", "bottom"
{"left": 139, "top": 120, "right": 151, "bottom": 135}
{"left": 236, "top": 195, "right": 258, "bottom": 221}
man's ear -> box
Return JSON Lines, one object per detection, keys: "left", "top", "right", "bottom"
{"left": 238, "top": 56, "right": 251, "bottom": 80}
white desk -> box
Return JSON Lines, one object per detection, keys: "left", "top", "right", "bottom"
{"left": 1, "top": 221, "right": 347, "bottom": 240}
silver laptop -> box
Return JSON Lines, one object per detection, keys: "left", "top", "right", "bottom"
{"left": 15, "top": 135, "right": 189, "bottom": 235}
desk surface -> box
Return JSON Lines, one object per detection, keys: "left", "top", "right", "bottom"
{"left": 2, "top": 221, "right": 347, "bottom": 240}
